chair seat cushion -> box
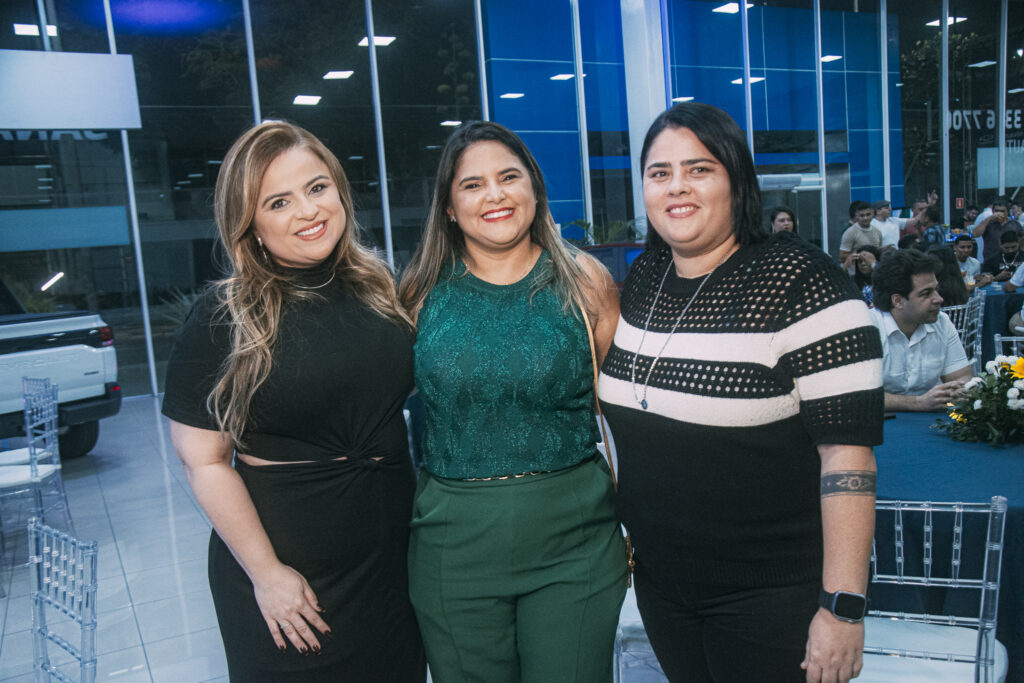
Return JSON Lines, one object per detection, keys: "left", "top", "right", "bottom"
{"left": 0, "top": 448, "right": 32, "bottom": 466}
{"left": 862, "top": 616, "right": 1007, "bottom": 682}
{"left": 0, "top": 463, "right": 61, "bottom": 487}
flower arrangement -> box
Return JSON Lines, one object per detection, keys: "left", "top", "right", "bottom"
{"left": 935, "top": 355, "right": 1024, "bottom": 445}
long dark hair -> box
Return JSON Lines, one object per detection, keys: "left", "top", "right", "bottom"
{"left": 926, "top": 245, "right": 970, "bottom": 307}
{"left": 640, "top": 102, "right": 766, "bottom": 251}
{"left": 399, "top": 120, "right": 595, "bottom": 317}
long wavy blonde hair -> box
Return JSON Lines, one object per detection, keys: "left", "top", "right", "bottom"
{"left": 399, "top": 120, "right": 595, "bottom": 317}
{"left": 209, "top": 121, "right": 412, "bottom": 447}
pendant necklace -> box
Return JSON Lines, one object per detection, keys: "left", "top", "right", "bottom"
{"left": 630, "top": 251, "right": 729, "bottom": 411}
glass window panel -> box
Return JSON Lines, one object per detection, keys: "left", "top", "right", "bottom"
{"left": 483, "top": 0, "right": 585, "bottom": 231}
{"left": 0, "top": 2, "right": 154, "bottom": 395}
{"left": 948, "top": 0, "right": 1001, "bottom": 226}
{"left": 580, "top": 0, "right": 634, "bottom": 243}
{"left": 0, "top": 1, "right": 48, "bottom": 51}
{"left": 250, "top": 1, "right": 382, "bottom": 255}
{"left": 666, "top": 0, "right": 745, "bottom": 127}
{"left": 111, "top": 1, "right": 254, "bottom": 393}
{"left": 373, "top": 0, "right": 482, "bottom": 268}
{"left": 894, "top": 0, "right": 943, "bottom": 223}
{"left": 1006, "top": 0, "right": 1024, "bottom": 205}
{"left": 748, "top": 0, "right": 823, "bottom": 247}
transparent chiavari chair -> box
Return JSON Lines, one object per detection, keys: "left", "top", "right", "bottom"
{"left": 29, "top": 517, "right": 99, "bottom": 683}
{"left": 613, "top": 587, "right": 667, "bottom": 683}
{"left": 993, "top": 334, "right": 1024, "bottom": 357}
{"left": 0, "top": 378, "right": 59, "bottom": 467}
{"left": 0, "top": 378, "right": 73, "bottom": 534}
{"left": 862, "top": 497, "right": 1008, "bottom": 683}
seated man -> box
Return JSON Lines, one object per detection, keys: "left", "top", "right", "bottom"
{"left": 870, "top": 250, "right": 972, "bottom": 411}
{"left": 981, "top": 230, "right": 1022, "bottom": 282}
{"left": 953, "top": 233, "right": 992, "bottom": 289}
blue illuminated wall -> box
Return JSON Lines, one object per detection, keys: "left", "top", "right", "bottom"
{"left": 482, "top": 1, "right": 905, "bottom": 224}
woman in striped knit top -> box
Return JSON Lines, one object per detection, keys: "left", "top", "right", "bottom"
{"left": 598, "top": 103, "right": 884, "bottom": 682}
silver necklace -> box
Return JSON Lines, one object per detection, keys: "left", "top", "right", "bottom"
{"left": 293, "top": 271, "right": 336, "bottom": 290}
{"left": 630, "top": 253, "right": 728, "bottom": 410}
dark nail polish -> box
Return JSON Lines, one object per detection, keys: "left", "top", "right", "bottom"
{"left": 303, "top": 649, "right": 310, "bottom": 656}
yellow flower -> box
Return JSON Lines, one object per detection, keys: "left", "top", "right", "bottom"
{"left": 1010, "top": 357, "right": 1024, "bottom": 380}
{"left": 949, "top": 411, "right": 962, "bottom": 422}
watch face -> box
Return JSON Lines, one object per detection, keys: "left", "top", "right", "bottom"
{"left": 833, "top": 592, "right": 866, "bottom": 619}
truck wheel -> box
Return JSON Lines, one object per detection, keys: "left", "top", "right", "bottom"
{"left": 60, "top": 421, "right": 99, "bottom": 459}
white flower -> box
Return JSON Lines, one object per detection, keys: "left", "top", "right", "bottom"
{"left": 995, "top": 354, "right": 1011, "bottom": 366}
{"left": 1009, "top": 388, "right": 1021, "bottom": 399}
{"left": 974, "top": 399, "right": 983, "bottom": 410}
{"left": 986, "top": 360, "right": 998, "bottom": 374}
{"left": 1015, "top": 380, "right": 1024, "bottom": 390}
{"left": 964, "top": 377, "right": 984, "bottom": 391}
{"left": 1009, "top": 398, "right": 1024, "bottom": 411}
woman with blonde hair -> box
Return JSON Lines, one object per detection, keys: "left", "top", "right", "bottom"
{"left": 162, "top": 121, "right": 425, "bottom": 681}
{"left": 400, "top": 120, "right": 626, "bottom": 682}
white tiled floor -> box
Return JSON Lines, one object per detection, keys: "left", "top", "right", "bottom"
{"left": 0, "top": 396, "right": 228, "bottom": 683}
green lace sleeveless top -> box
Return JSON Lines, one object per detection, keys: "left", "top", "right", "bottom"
{"left": 414, "top": 250, "right": 600, "bottom": 479}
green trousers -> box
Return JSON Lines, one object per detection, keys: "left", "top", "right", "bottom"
{"left": 408, "top": 456, "right": 627, "bottom": 683}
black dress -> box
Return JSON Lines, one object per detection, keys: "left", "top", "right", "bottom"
{"left": 162, "top": 266, "right": 425, "bottom": 682}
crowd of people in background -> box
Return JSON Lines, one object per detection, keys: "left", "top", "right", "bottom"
{"left": 769, "top": 190, "right": 1024, "bottom": 416}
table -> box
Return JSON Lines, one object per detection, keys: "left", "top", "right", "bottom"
{"left": 980, "top": 285, "right": 1024, "bottom": 363}
{"left": 876, "top": 412, "right": 1023, "bottom": 681}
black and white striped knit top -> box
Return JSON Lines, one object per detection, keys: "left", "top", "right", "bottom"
{"left": 598, "top": 232, "right": 884, "bottom": 587}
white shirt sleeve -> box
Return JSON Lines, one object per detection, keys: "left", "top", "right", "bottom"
{"left": 1010, "top": 263, "right": 1024, "bottom": 287}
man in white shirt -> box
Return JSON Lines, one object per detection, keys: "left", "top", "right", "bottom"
{"left": 870, "top": 250, "right": 973, "bottom": 411}
{"left": 953, "top": 234, "right": 990, "bottom": 287}
{"left": 870, "top": 200, "right": 903, "bottom": 250}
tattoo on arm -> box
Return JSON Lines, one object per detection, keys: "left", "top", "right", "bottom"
{"left": 820, "top": 470, "right": 877, "bottom": 498}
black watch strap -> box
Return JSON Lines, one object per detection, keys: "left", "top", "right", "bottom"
{"left": 819, "top": 588, "right": 867, "bottom": 623}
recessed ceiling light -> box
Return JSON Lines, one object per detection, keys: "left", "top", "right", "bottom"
{"left": 821, "top": 55, "right": 843, "bottom": 62}
{"left": 348, "top": 155, "right": 364, "bottom": 160}
{"left": 731, "top": 76, "right": 765, "bottom": 84}
{"left": 671, "top": 96, "right": 695, "bottom": 102}
{"left": 13, "top": 23, "right": 56, "bottom": 36}
{"left": 895, "top": 82, "right": 904, "bottom": 87}
{"left": 500, "top": 93, "right": 525, "bottom": 99}
{"left": 712, "top": 3, "right": 752, "bottom": 13}
{"left": 37, "top": 177, "right": 52, "bottom": 182}
{"left": 441, "top": 120, "right": 462, "bottom": 127}
{"left": 34, "top": 164, "right": 52, "bottom": 169}
{"left": 293, "top": 95, "right": 321, "bottom": 105}
{"left": 207, "top": 160, "right": 222, "bottom": 165}
{"left": 187, "top": 173, "right": 203, "bottom": 178}
{"left": 177, "top": 180, "right": 191, "bottom": 185}
{"left": 425, "top": 145, "right": 442, "bottom": 150}
{"left": 40, "top": 272, "right": 64, "bottom": 291}
{"left": 1009, "top": 88, "right": 1024, "bottom": 94}
{"left": 550, "top": 74, "right": 575, "bottom": 81}
{"left": 926, "top": 17, "right": 966, "bottom": 27}
{"left": 358, "top": 36, "right": 395, "bottom": 46}
{"left": 968, "top": 60, "right": 996, "bottom": 68}
{"left": 37, "top": 186, "right": 52, "bottom": 191}
{"left": 323, "top": 70, "right": 354, "bottom": 80}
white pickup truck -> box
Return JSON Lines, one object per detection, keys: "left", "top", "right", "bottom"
{"left": 0, "top": 282, "right": 121, "bottom": 459}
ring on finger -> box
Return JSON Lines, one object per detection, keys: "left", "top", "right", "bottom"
{"left": 280, "top": 622, "right": 292, "bottom": 631}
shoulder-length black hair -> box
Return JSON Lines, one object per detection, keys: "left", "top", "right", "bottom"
{"left": 640, "top": 102, "right": 766, "bottom": 251}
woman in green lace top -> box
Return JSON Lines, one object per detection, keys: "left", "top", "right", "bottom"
{"left": 399, "top": 121, "right": 627, "bottom": 682}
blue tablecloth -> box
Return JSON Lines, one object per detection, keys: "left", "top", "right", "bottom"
{"left": 876, "top": 412, "right": 1023, "bottom": 680}
{"left": 980, "top": 286, "right": 1024, "bottom": 363}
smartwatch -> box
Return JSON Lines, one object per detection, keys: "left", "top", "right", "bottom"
{"left": 818, "top": 588, "right": 867, "bottom": 623}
